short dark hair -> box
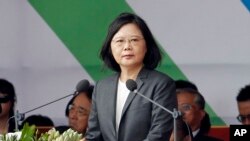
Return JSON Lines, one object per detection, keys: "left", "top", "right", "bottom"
{"left": 0, "top": 78, "right": 16, "bottom": 132}
{"left": 236, "top": 84, "right": 250, "bottom": 102}
{"left": 65, "top": 84, "right": 94, "bottom": 117}
{"left": 176, "top": 88, "right": 205, "bottom": 110}
{"left": 21, "top": 114, "right": 54, "bottom": 128}
{"left": 175, "top": 80, "right": 198, "bottom": 91}
{"left": 100, "top": 12, "right": 162, "bottom": 72}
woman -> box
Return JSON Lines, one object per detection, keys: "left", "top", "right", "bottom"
{"left": 0, "top": 79, "right": 16, "bottom": 134}
{"left": 85, "top": 12, "right": 177, "bottom": 141}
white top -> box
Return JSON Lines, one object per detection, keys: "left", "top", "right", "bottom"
{"left": 192, "top": 128, "right": 200, "bottom": 137}
{"left": 116, "top": 79, "right": 130, "bottom": 132}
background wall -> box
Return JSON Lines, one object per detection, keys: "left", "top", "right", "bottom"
{"left": 1, "top": 0, "right": 249, "bottom": 126}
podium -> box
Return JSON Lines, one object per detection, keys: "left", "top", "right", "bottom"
{"left": 208, "top": 126, "right": 230, "bottom": 141}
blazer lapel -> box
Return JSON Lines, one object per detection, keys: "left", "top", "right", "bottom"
{"left": 121, "top": 68, "right": 148, "bottom": 117}
{"left": 104, "top": 74, "right": 119, "bottom": 138}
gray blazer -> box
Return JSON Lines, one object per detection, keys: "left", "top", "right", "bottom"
{"left": 85, "top": 68, "right": 177, "bottom": 141}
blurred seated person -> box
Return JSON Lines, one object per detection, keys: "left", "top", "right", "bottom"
{"left": 0, "top": 79, "right": 17, "bottom": 134}
{"left": 175, "top": 80, "right": 222, "bottom": 141}
{"left": 176, "top": 80, "right": 211, "bottom": 134}
{"left": 20, "top": 114, "right": 54, "bottom": 128}
{"left": 169, "top": 79, "right": 198, "bottom": 141}
{"left": 236, "top": 84, "right": 250, "bottom": 125}
{"left": 56, "top": 83, "right": 93, "bottom": 136}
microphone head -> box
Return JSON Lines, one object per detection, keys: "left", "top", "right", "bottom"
{"left": 126, "top": 79, "right": 137, "bottom": 91}
{"left": 76, "top": 79, "right": 90, "bottom": 93}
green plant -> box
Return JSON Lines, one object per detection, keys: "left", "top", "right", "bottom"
{"left": 0, "top": 124, "right": 83, "bottom": 141}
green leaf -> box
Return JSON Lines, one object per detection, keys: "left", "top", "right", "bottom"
{"left": 19, "top": 123, "right": 36, "bottom": 141}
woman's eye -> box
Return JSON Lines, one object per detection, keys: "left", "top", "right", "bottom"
{"left": 117, "top": 39, "right": 124, "bottom": 43}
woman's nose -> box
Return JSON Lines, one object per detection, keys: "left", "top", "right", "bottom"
{"left": 124, "top": 43, "right": 132, "bottom": 50}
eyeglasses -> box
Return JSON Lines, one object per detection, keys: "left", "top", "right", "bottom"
{"left": 112, "top": 37, "right": 144, "bottom": 47}
{"left": 0, "top": 95, "right": 11, "bottom": 103}
{"left": 237, "top": 114, "right": 250, "bottom": 123}
{"left": 179, "top": 104, "right": 193, "bottom": 112}
{"left": 68, "top": 104, "right": 89, "bottom": 117}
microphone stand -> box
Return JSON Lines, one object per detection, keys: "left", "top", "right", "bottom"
{"left": 14, "top": 93, "right": 76, "bottom": 131}
{"left": 132, "top": 89, "right": 182, "bottom": 141}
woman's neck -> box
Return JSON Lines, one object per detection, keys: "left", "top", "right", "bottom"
{"left": 120, "top": 65, "right": 143, "bottom": 82}
{"left": 0, "top": 116, "right": 9, "bottom": 134}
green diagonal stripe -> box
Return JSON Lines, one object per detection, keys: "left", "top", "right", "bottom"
{"left": 28, "top": 0, "right": 225, "bottom": 125}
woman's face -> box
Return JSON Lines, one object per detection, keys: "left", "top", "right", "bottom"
{"left": 0, "top": 93, "right": 11, "bottom": 118}
{"left": 68, "top": 92, "right": 91, "bottom": 134}
{"left": 111, "top": 23, "right": 147, "bottom": 70}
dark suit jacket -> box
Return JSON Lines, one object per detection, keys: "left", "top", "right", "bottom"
{"left": 85, "top": 68, "right": 177, "bottom": 141}
{"left": 193, "top": 131, "right": 223, "bottom": 141}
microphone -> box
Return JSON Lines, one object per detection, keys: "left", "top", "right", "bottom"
{"left": 126, "top": 79, "right": 184, "bottom": 141}
{"left": 10, "top": 79, "right": 90, "bottom": 131}
{"left": 21, "top": 79, "right": 90, "bottom": 115}
{"left": 75, "top": 79, "right": 90, "bottom": 94}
